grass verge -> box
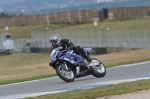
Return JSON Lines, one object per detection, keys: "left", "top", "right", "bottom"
{"left": 24, "top": 79, "right": 150, "bottom": 99}
{"left": 0, "top": 74, "right": 56, "bottom": 85}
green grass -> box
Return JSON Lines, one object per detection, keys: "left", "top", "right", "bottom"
{"left": 0, "top": 54, "right": 49, "bottom": 68}
{"left": 24, "top": 79, "right": 150, "bottom": 99}
{"left": 0, "top": 74, "right": 56, "bottom": 85}
{"left": 60, "top": 17, "right": 150, "bottom": 30}
{"left": 0, "top": 23, "right": 72, "bottom": 39}
{"left": 106, "top": 58, "right": 150, "bottom": 68}
{"left": 0, "top": 17, "right": 150, "bottom": 39}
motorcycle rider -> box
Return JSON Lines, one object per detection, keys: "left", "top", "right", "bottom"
{"left": 49, "top": 34, "right": 92, "bottom": 75}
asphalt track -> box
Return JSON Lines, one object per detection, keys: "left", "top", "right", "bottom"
{"left": 0, "top": 61, "right": 150, "bottom": 99}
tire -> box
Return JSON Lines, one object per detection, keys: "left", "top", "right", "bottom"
{"left": 91, "top": 58, "right": 106, "bottom": 78}
{"left": 55, "top": 64, "right": 75, "bottom": 82}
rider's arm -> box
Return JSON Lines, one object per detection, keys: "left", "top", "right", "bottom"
{"left": 67, "top": 40, "right": 75, "bottom": 50}
{"left": 61, "top": 39, "right": 75, "bottom": 50}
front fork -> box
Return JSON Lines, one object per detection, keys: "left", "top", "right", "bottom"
{"left": 61, "top": 62, "right": 69, "bottom": 71}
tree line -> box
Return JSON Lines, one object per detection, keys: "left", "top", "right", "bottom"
{"left": 0, "top": 12, "right": 16, "bottom": 18}
{"left": 0, "top": 12, "right": 26, "bottom": 19}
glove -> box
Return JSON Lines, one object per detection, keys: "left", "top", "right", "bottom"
{"left": 61, "top": 48, "right": 70, "bottom": 53}
{"left": 65, "top": 47, "right": 70, "bottom": 51}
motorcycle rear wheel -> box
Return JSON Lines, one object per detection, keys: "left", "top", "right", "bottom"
{"left": 91, "top": 58, "right": 106, "bottom": 78}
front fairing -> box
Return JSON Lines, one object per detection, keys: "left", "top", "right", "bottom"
{"left": 49, "top": 48, "right": 83, "bottom": 66}
{"left": 59, "top": 51, "right": 83, "bottom": 65}
{"left": 49, "top": 47, "right": 61, "bottom": 65}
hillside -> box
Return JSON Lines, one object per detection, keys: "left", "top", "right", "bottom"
{"left": 0, "top": 0, "right": 150, "bottom": 15}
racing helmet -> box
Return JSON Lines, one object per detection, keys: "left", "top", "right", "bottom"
{"left": 50, "top": 34, "right": 60, "bottom": 47}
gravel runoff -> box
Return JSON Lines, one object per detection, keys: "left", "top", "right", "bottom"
{"left": 95, "top": 89, "right": 150, "bottom": 99}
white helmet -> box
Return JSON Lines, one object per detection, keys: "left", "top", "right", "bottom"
{"left": 50, "top": 34, "right": 60, "bottom": 45}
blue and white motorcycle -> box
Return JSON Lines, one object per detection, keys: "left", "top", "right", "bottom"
{"left": 49, "top": 47, "right": 106, "bottom": 82}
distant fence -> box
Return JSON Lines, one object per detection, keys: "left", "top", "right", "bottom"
{"left": 0, "top": 28, "right": 148, "bottom": 54}
{"left": 29, "top": 28, "right": 150, "bottom": 49}
{"left": 9, "top": 28, "right": 150, "bottom": 54}
{"left": 0, "top": 6, "right": 150, "bottom": 29}
{"left": 0, "top": 9, "right": 99, "bottom": 29}
{"left": 106, "top": 6, "right": 150, "bottom": 19}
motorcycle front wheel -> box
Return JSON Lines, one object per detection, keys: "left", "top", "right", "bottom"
{"left": 55, "top": 63, "right": 75, "bottom": 82}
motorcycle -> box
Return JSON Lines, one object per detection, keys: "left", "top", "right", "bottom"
{"left": 49, "top": 47, "right": 106, "bottom": 82}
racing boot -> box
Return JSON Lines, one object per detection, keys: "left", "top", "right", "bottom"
{"left": 86, "top": 55, "right": 93, "bottom": 67}
{"left": 80, "top": 48, "right": 92, "bottom": 65}
{"left": 79, "top": 47, "right": 93, "bottom": 67}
